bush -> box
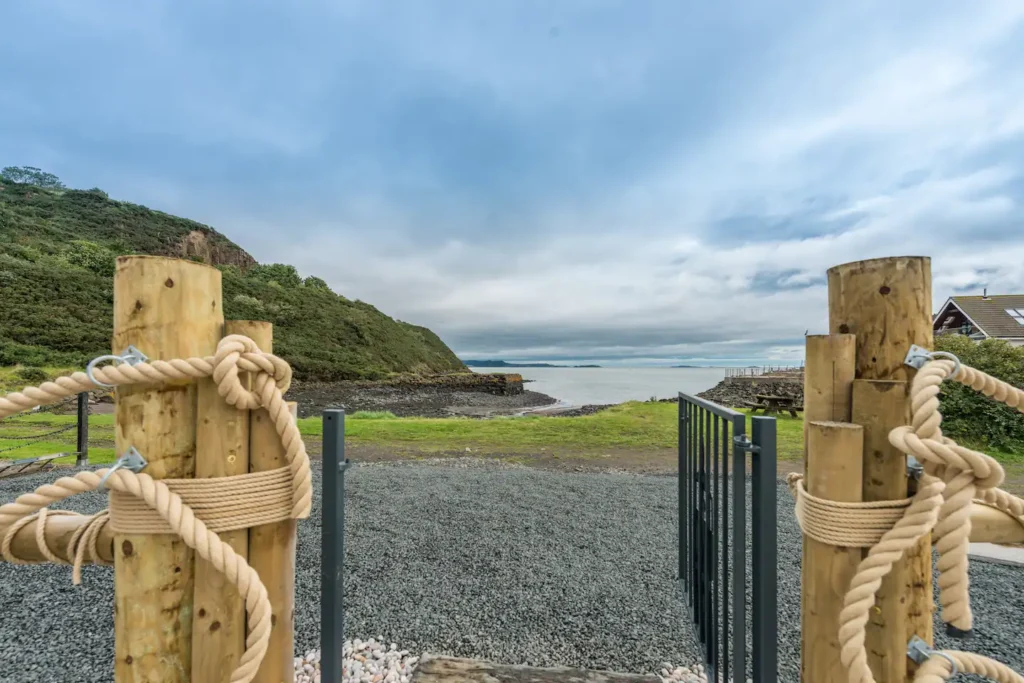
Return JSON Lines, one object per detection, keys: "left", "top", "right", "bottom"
{"left": 933, "top": 335, "right": 1024, "bottom": 452}
{"left": 14, "top": 366, "right": 48, "bottom": 382}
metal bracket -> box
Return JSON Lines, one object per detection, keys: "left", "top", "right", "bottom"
{"left": 904, "top": 345, "right": 963, "bottom": 378}
{"left": 86, "top": 346, "right": 149, "bottom": 388}
{"left": 907, "top": 455, "right": 923, "bottom": 480}
{"left": 904, "top": 344, "right": 933, "bottom": 370}
{"left": 907, "top": 636, "right": 958, "bottom": 676}
{"left": 98, "top": 446, "right": 148, "bottom": 488}
{"left": 733, "top": 434, "right": 760, "bottom": 453}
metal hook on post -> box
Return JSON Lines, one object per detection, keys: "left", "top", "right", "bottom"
{"left": 86, "top": 346, "right": 149, "bottom": 388}
{"left": 903, "top": 344, "right": 963, "bottom": 379}
{"left": 98, "top": 446, "right": 148, "bottom": 489}
{"left": 907, "top": 636, "right": 959, "bottom": 677}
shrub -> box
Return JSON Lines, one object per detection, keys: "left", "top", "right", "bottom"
{"left": 933, "top": 335, "right": 1024, "bottom": 452}
{"left": 14, "top": 366, "right": 48, "bottom": 382}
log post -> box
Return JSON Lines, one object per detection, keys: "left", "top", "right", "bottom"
{"left": 802, "top": 334, "right": 856, "bottom": 465}
{"left": 112, "top": 256, "right": 223, "bottom": 682}
{"left": 242, "top": 323, "right": 300, "bottom": 683}
{"left": 802, "top": 421, "right": 865, "bottom": 683}
{"left": 828, "top": 255, "right": 934, "bottom": 681}
{"left": 190, "top": 321, "right": 265, "bottom": 680}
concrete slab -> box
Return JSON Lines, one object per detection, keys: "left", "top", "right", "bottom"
{"left": 968, "top": 542, "right": 1024, "bottom": 567}
{"left": 411, "top": 655, "right": 661, "bottom": 683}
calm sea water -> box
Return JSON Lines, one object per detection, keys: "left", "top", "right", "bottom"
{"left": 471, "top": 367, "right": 726, "bottom": 407}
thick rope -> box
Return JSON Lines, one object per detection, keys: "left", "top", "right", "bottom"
{"left": 787, "top": 475, "right": 912, "bottom": 547}
{"left": 791, "top": 355, "right": 1024, "bottom": 683}
{"left": 0, "top": 335, "right": 313, "bottom": 683}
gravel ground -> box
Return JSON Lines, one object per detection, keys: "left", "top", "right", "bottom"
{"left": 1, "top": 462, "right": 1022, "bottom": 683}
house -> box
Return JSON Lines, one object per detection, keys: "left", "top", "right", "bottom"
{"left": 933, "top": 291, "right": 1024, "bottom": 347}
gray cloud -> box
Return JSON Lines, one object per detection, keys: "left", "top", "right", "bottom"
{"left": 3, "top": 1, "right": 1024, "bottom": 362}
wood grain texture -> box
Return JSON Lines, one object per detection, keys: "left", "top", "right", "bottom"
{"left": 112, "top": 256, "right": 222, "bottom": 683}
{"left": 803, "top": 334, "right": 856, "bottom": 470}
{"left": 852, "top": 379, "right": 910, "bottom": 683}
{"left": 4, "top": 515, "right": 115, "bottom": 564}
{"left": 190, "top": 321, "right": 262, "bottom": 680}
{"left": 411, "top": 655, "right": 661, "bottom": 683}
{"left": 240, "top": 323, "right": 300, "bottom": 683}
{"left": 802, "top": 421, "right": 864, "bottom": 683}
{"left": 828, "top": 255, "right": 934, "bottom": 681}
{"left": 827, "top": 256, "right": 933, "bottom": 383}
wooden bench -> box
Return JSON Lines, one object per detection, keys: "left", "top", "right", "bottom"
{"left": 751, "top": 394, "right": 803, "bottom": 418}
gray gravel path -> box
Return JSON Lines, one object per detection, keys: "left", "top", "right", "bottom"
{"left": 1, "top": 461, "right": 1022, "bottom": 683}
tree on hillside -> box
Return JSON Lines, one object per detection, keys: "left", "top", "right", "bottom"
{"left": 1, "top": 166, "right": 65, "bottom": 189}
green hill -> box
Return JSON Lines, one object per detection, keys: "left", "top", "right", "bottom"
{"left": 0, "top": 171, "right": 466, "bottom": 381}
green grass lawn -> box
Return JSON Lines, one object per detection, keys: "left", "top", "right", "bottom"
{"left": 2, "top": 401, "right": 1019, "bottom": 467}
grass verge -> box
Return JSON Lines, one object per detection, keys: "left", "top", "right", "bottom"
{"left": 2, "top": 401, "right": 1020, "bottom": 468}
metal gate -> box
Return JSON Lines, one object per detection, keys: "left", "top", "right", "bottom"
{"left": 678, "top": 393, "right": 778, "bottom": 683}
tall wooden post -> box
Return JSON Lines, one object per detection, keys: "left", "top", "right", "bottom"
{"left": 802, "top": 421, "right": 865, "bottom": 683}
{"left": 802, "top": 334, "right": 856, "bottom": 464}
{"left": 240, "top": 322, "right": 300, "bottom": 683}
{"left": 112, "top": 256, "right": 223, "bottom": 682}
{"left": 827, "top": 256, "right": 934, "bottom": 682}
{"left": 191, "top": 321, "right": 267, "bottom": 680}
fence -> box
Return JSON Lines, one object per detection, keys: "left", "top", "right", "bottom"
{"left": 723, "top": 365, "right": 803, "bottom": 378}
{"left": 678, "top": 392, "right": 777, "bottom": 683}
{"left": 321, "top": 408, "right": 349, "bottom": 683}
{"left": 0, "top": 392, "right": 90, "bottom": 478}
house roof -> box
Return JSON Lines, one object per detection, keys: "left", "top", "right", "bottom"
{"left": 940, "top": 295, "right": 1024, "bottom": 338}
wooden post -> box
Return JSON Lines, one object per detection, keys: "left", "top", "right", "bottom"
{"left": 852, "top": 379, "right": 910, "bottom": 683}
{"left": 240, "top": 323, "right": 299, "bottom": 683}
{"left": 828, "top": 256, "right": 934, "bottom": 681}
{"left": 802, "top": 334, "right": 856, "bottom": 464}
{"left": 802, "top": 421, "right": 865, "bottom": 683}
{"left": 112, "top": 256, "right": 223, "bottom": 682}
{"left": 191, "top": 321, "right": 265, "bottom": 680}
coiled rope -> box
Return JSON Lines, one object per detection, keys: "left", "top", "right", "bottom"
{"left": 0, "top": 334, "right": 312, "bottom": 683}
{"left": 789, "top": 355, "right": 1024, "bottom": 683}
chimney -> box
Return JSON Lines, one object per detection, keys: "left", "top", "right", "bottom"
{"left": 983, "top": 288, "right": 989, "bottom": 300}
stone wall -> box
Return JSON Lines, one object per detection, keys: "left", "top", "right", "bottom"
{"left": 697, "top": 377, "right": 803, "bottom": 409}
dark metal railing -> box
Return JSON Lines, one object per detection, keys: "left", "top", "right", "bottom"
{"left": 322, "top": 408, "right": 349, "bottom": 683}
{"left": 678, "top": 393, "right": 777, "bottom": 683}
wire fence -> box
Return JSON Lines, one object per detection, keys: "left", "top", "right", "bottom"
{"left": 0, "top": 393, "right": 91, "bottom": 477}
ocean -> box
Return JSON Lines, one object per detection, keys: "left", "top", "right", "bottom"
{"left": 471, "top": 366, "right": 727, "bottom": 407}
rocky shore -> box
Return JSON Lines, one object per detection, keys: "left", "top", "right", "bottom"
{"left": 284, "top": 373, "right": 559, "bottom": 418}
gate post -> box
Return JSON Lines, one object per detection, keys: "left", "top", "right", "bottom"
{"left": 112, "top": 256, "right": 223, "bottom": 682}
{"left": 825, "top": 256, "right": 934, "bottom": 682}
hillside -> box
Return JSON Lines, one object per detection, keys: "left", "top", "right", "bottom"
{"left": 0, "top": 174, "right": 466, "bottom": 380}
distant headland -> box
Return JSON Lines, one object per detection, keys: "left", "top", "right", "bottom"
{"left": 463, "top": 360, "right": 603, "bottom": 368}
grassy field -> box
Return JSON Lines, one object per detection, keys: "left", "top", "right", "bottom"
{"left": 3, "top": 401, "right": 1020, "bottom": 468}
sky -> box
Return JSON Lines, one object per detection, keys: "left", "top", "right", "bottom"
{"left": 4, "top": 1, "right": 1024, "bottom": 366}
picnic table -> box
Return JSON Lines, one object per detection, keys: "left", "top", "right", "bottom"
{"left": 748, "top": 394, "right": 802, "bottom": 418}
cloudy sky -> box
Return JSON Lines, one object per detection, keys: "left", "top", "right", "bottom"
{"left": 4, "top": 1, "right": 1024, "bottom": 365}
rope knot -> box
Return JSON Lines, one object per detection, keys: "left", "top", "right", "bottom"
{"left": 212, "top": 335, "right": 292, "bottom": 410}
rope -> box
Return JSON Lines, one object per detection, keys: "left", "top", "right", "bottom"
{"left": 787, "top": 475, "right": 912, "bottom": 547}
{"left": 790, "top": 355, "right": 1024, "bottom": 683}
{"left": 0, "top": 334, "right": 313, "bottom": 683}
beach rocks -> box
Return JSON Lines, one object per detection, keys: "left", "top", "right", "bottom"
{"left": 294, "top": 643, "right": 709, "bottom": 683}
{"left": 295, "top": 638, "right": 419, "bottom": 683}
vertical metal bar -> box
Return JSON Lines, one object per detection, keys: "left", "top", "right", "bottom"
{"left": 76, "top": 392, "right": 89, "bottom": 466}
{"left": 702, "top": 407, "right": 712, "bottom": 656}
{"left": 678, "top": 395, "right": 686, "bottom": 589}
{"left": 695, "top": 406, "right": 704, "bottom": 631}
{"left": 712, "top": 415, "right": 720, "bottom": 679}
{"left": 721, "top": 416, "right": 730, "bottom": 683}
{"left": 692, "top": 397, "right": 700, "bottom": 606}
{"left": 731, "top": 413, "right": 747, "bottom": 682}
{"left": 751, "top": 417, "right": 778, "bottom": 683}
{"left": 322, "top": 409, "right": 348, "bottom": 683}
